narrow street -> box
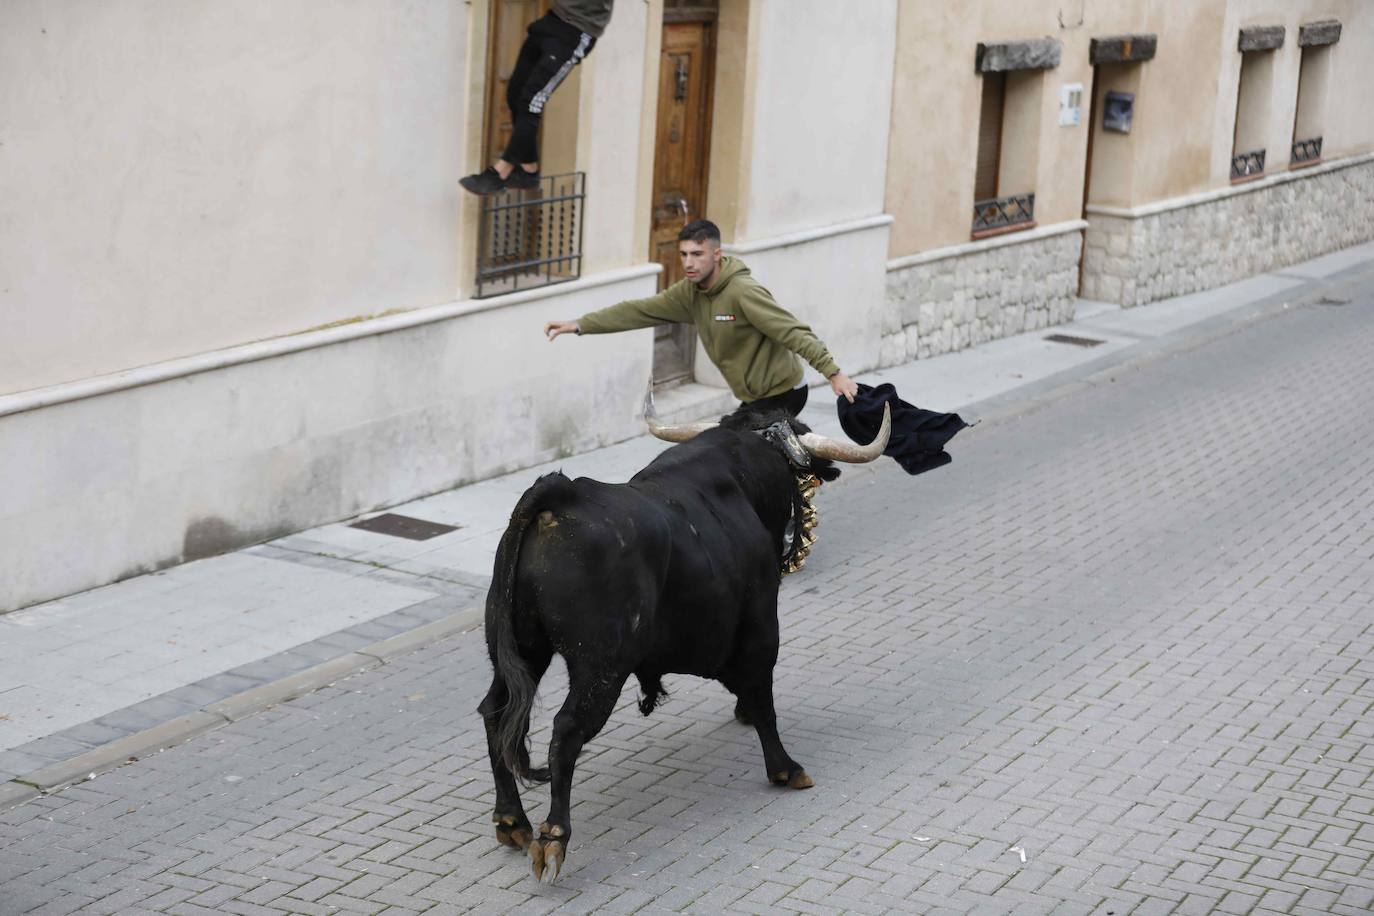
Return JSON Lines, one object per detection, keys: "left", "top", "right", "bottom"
{"left": 3, "top": 272, "right": 1373, "bottom": 914}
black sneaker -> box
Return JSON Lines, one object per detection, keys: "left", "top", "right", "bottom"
{"left": 459, "top": 166, "right": 509, "bottom": 196}
{"left": 506, "top": 167, "right": 540, "bottom": 190}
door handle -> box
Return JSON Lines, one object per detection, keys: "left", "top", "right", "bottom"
{"left": 654, "top": 195, "right": 689, "bottom": 222}
{"left": 675, "top": 57, "right": 689, "bottom": 101}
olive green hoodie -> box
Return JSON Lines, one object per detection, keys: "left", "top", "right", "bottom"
{"left": 577, "top": 256, "right": 841, "bottom": 402}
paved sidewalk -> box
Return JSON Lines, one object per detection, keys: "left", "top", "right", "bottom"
{"left": 1, "top": 242, "right": 1371, "bottom": 797}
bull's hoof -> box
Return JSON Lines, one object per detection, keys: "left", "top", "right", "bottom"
{"left": 771, "top": 768, "right": 814, "bottom": 790}
{"left": 495, "top": 814, "right": 532, "bottom": 850}
{"left": 529, "top": 822, "right": 567, "bottom": 881}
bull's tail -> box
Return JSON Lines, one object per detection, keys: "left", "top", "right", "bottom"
{"left": 487, "top": 472, "right": 574, "bottom": 786}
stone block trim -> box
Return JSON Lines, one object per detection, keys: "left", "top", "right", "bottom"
{"left": 1238, "top": 25, "right": 1285, "bottom": 52}
{"left": 1298, "top": 20, "right": 1341, "bottom": 47}
{"left": 1082, "top": 158, "right": 1374, "bottom": 308}
{"left": 882, "top": 230, "right": 1080, "bottom": 365}
{"left": 1089, "top": 34, "right": 1158, "bottom": 65}
{"left": 975, "top": 38, "right": 1062, "bottom": 73}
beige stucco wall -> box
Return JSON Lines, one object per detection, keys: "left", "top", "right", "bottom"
{"left": 1083, "top": 61, "right": 1142, "bottom": 208}
{"left": 738, "top": 0, "right": 897, "bottom": 241}
{"left": 1323, "top": 2, "right": 1374, "bottom": 157}
{"left": 705, "top": 0, "right": 759, "bottom": 243}
{"left": 886, "top": 0, "right": 1372, "bottom": 259}
{"left": 886, "top": 0, "right": 1102, "bottom": 258}
{"left": 1210, "top": 1, "right": 1370, "bottom": 186}
{"left": 573, "top": 0, "right": 655, "bottom": 276}
{"left": 0, "top": 1, "right": 469, "bottom": 396}
{"left": 1120, "top": 1, "right": 1227, "bottom": 205}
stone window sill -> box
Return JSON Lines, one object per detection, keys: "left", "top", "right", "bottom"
{"left": 971, "top": 220, "right": 1038, "bottom": 241}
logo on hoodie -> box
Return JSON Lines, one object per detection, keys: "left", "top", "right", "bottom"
{"left": 713, "top": 314, "right": 736, "bottom": 322}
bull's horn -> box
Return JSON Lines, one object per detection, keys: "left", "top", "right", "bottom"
{"left": 643, "top": 386, "right": 718, "bottom": 443}
{"left": 798, "top": 403, "right": 891, "bottom": 463}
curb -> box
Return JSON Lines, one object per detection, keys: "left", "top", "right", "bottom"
{"left": 0, "top": 606, "right": 483, "bottom": 811}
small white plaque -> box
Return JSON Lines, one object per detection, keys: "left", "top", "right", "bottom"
{"left": 1059, "top": 83, "right": 1084, "bottom": 127}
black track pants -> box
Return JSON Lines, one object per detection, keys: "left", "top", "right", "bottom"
{"left": 502, "top": 12, "right": 595, "bottom": 166}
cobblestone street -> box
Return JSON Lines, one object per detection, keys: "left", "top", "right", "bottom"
{"left": 2, "top": 272, "right": 1373, "bottom": 914}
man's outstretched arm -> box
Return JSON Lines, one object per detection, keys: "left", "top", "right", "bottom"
{"left": 545, "top": 284, "right": 691, "bottom": 341}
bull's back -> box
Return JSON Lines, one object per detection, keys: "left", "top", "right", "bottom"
{"left": 512, "top": 472, "right": 779, "bottom": 677}
{"left": 513, "top": 480, "right": 673, "bottom": 666}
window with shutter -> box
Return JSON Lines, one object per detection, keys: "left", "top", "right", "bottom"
{"left": 974, "top": 72, "right": 1006, "bottom": 202}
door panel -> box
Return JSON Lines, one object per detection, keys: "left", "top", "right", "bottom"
{"left": 650, "top": 19, "right": 716, "bottom": 387}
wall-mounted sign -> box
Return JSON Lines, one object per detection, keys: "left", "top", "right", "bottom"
{"left": 1059, "top": 83, "right": 1084, "bottom": 126}
{"left": 1103, "top": 91, "right": 1135, "bottom": 133}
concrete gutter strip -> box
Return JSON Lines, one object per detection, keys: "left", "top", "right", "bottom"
{"left": 18, "top": 712, "right": 226, "bottom": 793}
{"left": 1, "top": 608, "right": 481, "bottom": 809}
{"left": 204, "top": 653, "right": 382, "bottom": 723}
{"left": 358, "top": 608, "right": 484, "bottom": 662}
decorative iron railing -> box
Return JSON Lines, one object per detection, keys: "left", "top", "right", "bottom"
{"left": 971, "top": 192, "right": 1035, "bottom": 235}
{"left": 1291, "top": 136, "right": 1323, "bottom": 165}
{"left": 1231, "top": 149, "right": 1266, "bottom": 181}
{"left": 475, "top": 172, "right": 585, "bottom": 298}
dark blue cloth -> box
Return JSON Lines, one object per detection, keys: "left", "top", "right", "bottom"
{"left": 836, "top": 383, "right": 968, "bottom": 475}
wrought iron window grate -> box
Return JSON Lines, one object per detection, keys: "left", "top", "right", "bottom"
{"left": 1291, "top": 136, "right": 1322, "bottom": 165}
{"left": 972, "top": 192, "right": 1035, "bottom": 235}
{"left": 1231, "top": 149, "right": 1266, "bottom": 180}
{"left": 476, "top": 172, "right": 585, "bottom": 298}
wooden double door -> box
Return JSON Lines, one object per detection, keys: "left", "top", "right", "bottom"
{"left": 650, "top": 6, "right": 717, "bottom": 387}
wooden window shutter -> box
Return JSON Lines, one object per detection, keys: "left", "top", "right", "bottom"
{"left": 974, "top": 72, "right": 1006, "bottom": 202}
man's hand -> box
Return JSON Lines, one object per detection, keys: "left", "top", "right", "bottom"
{"left": 829, "top": 371, "right": 858, "bottom": 404}
{"left": 544, "top": 319, "right": 581, "bottom": 341}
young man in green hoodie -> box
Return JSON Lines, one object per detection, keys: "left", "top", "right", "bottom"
{"left": 544, "top": 220, "right": 858, "bottom": 414}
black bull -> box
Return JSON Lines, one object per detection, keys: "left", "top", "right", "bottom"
{"left": 478, "top": 408, "right": 889, "bottom": 880}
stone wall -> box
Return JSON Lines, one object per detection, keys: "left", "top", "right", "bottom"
{"left": 1082, "top": 156, "right": 1374, "bottom": 307}
{"left": 881, "top": 228, "right": 1082, "bottom": 365}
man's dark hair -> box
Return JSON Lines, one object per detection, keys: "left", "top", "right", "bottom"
{"left": 677, "top": 219, "right": 721, "bottom": 246}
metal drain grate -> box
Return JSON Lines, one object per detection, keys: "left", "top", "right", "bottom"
{"left": 349, "top": 513, "right": 459, "bottom": 541}
{"left": 1044, "top": 333, "right": 1106, "bottom": 348}
{"left": 1314, "top": 296, "right": 1350, "bottom": 307}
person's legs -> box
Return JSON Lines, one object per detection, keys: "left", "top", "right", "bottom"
{"left": 461, "top": 14, "right": 593, "bottom": 196}
{"left": 502, "top": 16, "right": 593, "bottom": 174}
{"left": 494, "top": 29, "right": 548, "bottom": 179}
